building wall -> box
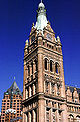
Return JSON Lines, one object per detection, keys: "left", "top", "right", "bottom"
{"left": 1, "top": 94, "right": 22, "bottom": 122}
{"left": 22, "top": 17, "right": 80, "bottom": 121}
{"left": 22, "top": 20, "right": 69, "bottom": 122}
{"left": 66, "top": 86, "right": 80, "bottom": 121}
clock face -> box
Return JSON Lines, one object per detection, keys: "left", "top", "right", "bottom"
{"left": 46, "top": 33, "right": 52, "bottom": 41}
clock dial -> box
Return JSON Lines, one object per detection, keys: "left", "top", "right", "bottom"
{"left": 46, "top": 33, "right": 52, "bottom": 41}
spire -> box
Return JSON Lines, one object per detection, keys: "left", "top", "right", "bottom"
{"left": 4, "top": 81, "right": 22, "bottom": 96}
{"left": 35, "top": 1, "right": 48, "bottom": 33}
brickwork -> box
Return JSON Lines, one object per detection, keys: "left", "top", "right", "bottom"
{"left": 1, "top": 81, "right": 22, "bottom": 122}
{"left": 22, "top": 1, "right": 80, "bottom": 122}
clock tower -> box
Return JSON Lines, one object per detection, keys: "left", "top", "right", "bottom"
{"left": 22, "top": 1, "right": 68, "bottom": 122}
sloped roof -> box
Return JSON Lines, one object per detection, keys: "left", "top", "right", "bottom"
{"left": 4, "top": 81, "right": 22, "bottom": 96}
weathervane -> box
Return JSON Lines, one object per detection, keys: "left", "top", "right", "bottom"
{"left": 14, "top": 76, "right": 15, "bottom": 80}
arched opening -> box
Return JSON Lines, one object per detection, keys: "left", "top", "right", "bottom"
{"left": 68, "top": 114, "right": 74, "bottom": 122}
{"left": 45, "top": 58, "right": 48, "bottom": 70}
{"left": 50, "top": 60, "right": 53, "bottom": 72}
{"left": 55, "top": 63, "right": 58, "bottom": 74}
{"left": 76, "top": 115, "right": 80, "bottom": 122}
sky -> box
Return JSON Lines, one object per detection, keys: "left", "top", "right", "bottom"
{"left": 0, "top": 0, "right": 80, "bottom": 111}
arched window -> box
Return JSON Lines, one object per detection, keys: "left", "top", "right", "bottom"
{"left": 55, "top": 63, "right": 58, "bottom": 74}
{"left": 50, "top": 60, "right": 53, "bottom": 72}
{"left": 76, "top": 115, "right": 80, "bottom": 122}
{"left": 45, "top": 58, "right": 47, "bottom": 70}
{"left": 68, "top": 114, "right": 74, "bottom": 122}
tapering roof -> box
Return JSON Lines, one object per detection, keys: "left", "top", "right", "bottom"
{"left": 35, "top": 1, "right": 48, "bottom": 32}
{"left": 4, "top": 81, "right": 22, "bottom": 96}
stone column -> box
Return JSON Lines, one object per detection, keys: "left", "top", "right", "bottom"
{"left": 62, "top": 104, "right": 68, "bottom": 122}
{"left": 60, "top": 60, "right": 66, "bottom": 98}
{"left": 38, "top": 98, "right": 45, "bottom": 122}
{"left": 45, "top": 100, "right": 46, "bottom": 122}
{"left": 38, "top": 54, "right": 43, "bottom": 92}
{"left": 49, "top": 82, "right": 51, "bottom": 94}
{"left": 54, "top": 84, "right": 57, "bottom": 96}
{"left": 56, "top": 103, "right": 59, "bottom": 122}
{"left": 26, "top": 89, "right": 28, "bottom": 99}
{"left": 47, "top": 60, "right": 49, "bottom": 71}
{"left": 53, "top": 63, "right": 55, "bottom": 73}
{"left": 33, "top": 84, "right": 36, "bottom": 95}
{"left": 30, "top": 64, "right": 32, "bottom": 76}
{"left": 33, "top": 110, "right": 36, "bottom": 122}
{"left": 30, "top": 64, "right": 32, "bottom": 81}
{"left": 25, "top": 113, "right": 28, "bottom": 122}
{"left": 29, "top": 112, "right": 31, "bottom": 122}
{"left": 51, "top": 107, "right": 53, "bottom": 122}
{"left": 44, "top": 81, "right": 45, "bottom": 93}
{"left": 33, "top": 61, "right": 36, "bottom": 79}
{"left": 29, "top": 86, "right": 31, "bottom": 97}
{"left": 26, "top": 67, "right": 28, "bottom": 83}
{"left": 22, "top": 106, "right": 26, "bottom": 122}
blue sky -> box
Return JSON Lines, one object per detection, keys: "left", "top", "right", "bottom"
{"left": 0, "top": 0, "right": 80, "bottom": 111}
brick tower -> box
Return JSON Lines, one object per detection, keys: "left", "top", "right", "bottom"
{"left": 22, "top": 1, "right": 68, "bottom": 122}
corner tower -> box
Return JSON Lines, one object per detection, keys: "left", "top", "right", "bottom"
{"left": 22, "top": 1, "right": 68, "bottom": 122}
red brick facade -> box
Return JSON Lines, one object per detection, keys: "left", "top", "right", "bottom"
{"left": 1, "top": 81, "right": 22, "bottom": 122}
{"left": 22, "top": 1, "right": 80, "bottom": 122}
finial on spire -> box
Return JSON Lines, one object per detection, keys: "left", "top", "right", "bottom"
{"left": 35, "top": 0, "right": 47, "bottom": 33}
{"left": 14, "top": 76, "right": 15, "bottom": 80}
{"left": 41, "top": 0, "right": 42, "bottom": 3}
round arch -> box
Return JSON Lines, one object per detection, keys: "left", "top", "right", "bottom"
{"left": 76, "top": 115, "right": 80, "bottom": 122}
{"left": 68, "top": 114, "right": 74, "bottom": 122}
